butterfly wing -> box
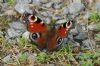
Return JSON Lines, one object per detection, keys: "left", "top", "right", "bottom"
{"left": 47, "top": 21, "right": 72, "bottom": 51}
{"left": 27, "top": 15, "right": 48, "bottom": 50}
{"left": 57, "top": 21, "right": 72, "bottom": 37}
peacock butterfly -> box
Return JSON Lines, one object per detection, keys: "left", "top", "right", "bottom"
{"left": 22, "top": 14, "right": 72, "bottom": 51}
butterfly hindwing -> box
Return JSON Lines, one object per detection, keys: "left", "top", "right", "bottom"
{"left": 47, "top": 21, "right": 72, "bottom": 51}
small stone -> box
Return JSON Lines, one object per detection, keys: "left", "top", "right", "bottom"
{"left": 46, "top": 11, "right": 53, "bottom": 17}
{"left": 67, "top": 38, "right": 80, "bottom": 47}
{"left": 88, "top": 24, "right": 96, "bottom": 30}
{"left": 68, "top": 3, "right": 85, "bottom": 14}
{"left": 7, "top": 21, "right": 26, "bottom": 39}
{"left": 88, "top": 23, "right": 100, "bottom": 31}
{"left": 80, "top": 23, "right": 87, "bottom": 31}
{"left": 70, "top": 28, "right": 78, "bottom": 36}
{"left": 7, "top": 21, "right": 26, "bottom": 38}
{"left": 0, "top": 0, "right": 3, "bottom": 3}
{"left": 42, "top": 2, "right": 53, "bottom": 8}
{"left": 0, "top": 14, "right": 3, "bottom": 16}
{"left": 7, "top": 28, "right": 21, "bottom": 38}
{"left": 52, "top": 3, "right": 61, "bottom": 9}
{"left": 74, "top": 32, "right": 88, "bottom": 40}
{"left": 16, "top": 0, "right": 32, "bottom": 4}
{"left": 39, "top": 0, "right": 50, "bottom": 4}
{"left": 42, "top": 17, "right": 51, "bottom": 24}
{"left": 52, "top": 15, "right": 63, "bottom": 20}
{"left": 40, "top": 11, "right": 49, "bottom": 17}
{"left": 62, "top": 7, "right": 69, "bottom": 15}
{"left": 9, "top": 21, "right": 26, "bottom": 30}
{"left": 51, "top": 0, "right": 62, "bottom": 4}
{"left": 82, "top": 39, "right": 96, "bottom": 49}
{"left": 2, "top": 55, "right": 12, "bottom": 63}
{"left": 32, "top": 0, "right": 41, "bottom": 5}
{"left": 73, "top": 0, "right": 81, "bottom": 3}
{"left": 15, "top": 3, "right": 32, "bottom": 14}
{"left": 83, "top": 11, "right": 91, "bottom": 19}
{"left": 95, "top": 2, "right": 100, "bottom": 11}
{"left": 22, "top": 31, "right": 30, "bottom": 41}
{"left": 5, "top": 37, "right": 17, "bottom": 44}
{"left": 56, "top": 19, "right": 67, "bottom": 24}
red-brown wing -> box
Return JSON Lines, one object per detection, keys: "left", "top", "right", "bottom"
{"left": 57, "top": 21, "right": 72, "bottom": 37}
{"left": 28, "top": 15, "right": 48, "bottom": 33}
{"left": 47, "top": 21, "right": 72, "bottom": 51}
{"left": 28, "top": 15, "right": 48, "bottom": 50}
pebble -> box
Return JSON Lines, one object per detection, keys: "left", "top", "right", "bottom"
{"left": 46, "top": 11, "right": 53, "bottom": 17}
{"left": 74, "top": 32, "right": 88, "bottom": 40}
{"left": 16, "top": 0, "right": 32, "bottom": 4}
{"left": 6, "top": 21, "right": 26, "bottom": 39}
{"left": 15, "top": 3, "right": 32, "bottom": 14}
{"left": 9, "top": 21, "right": 26, "bottom": 30}
{"left": 0, "top": 0, "right": 3, "bottom": 3}
{"left": 22, "top": 31, "right": 30, "bottom": 41}
{"left": 80, "top": 23, "right": 87, "bottom": 31}
{"left": 40, "top": 11, "right": 49, "bottom": 17}
{"left": 73, "top": 0, "right": 81, "bottom": 3}
{"left": 32, "top": 0, "right": 41, "bottom": 5}
{"left": 42, "top": 17, "right": 51, "bottom": 24}
{"left": 42, "top": 2, "right": 53, "bottom": 8}
{"left": 56, "top": 19, "right": 67, "bottom": 24}
{"left": 2, "top": 54, "right": 12, "bottom": 63}
{"left": 87, "top": 23, "right": 100, "bottom": 31}
{"left": 67, "top": 35, "right": 81, "bottom": 47}
{"left": 51, "top": 0, "right": 63, "bottom": 4}
{"left": 88, "top": 24, "right": 96, "bottom": 30}
{"left": 82, "top": 39, "right": 96, "bottom": 49}
{"left": 52, "top": 15, "right": 63, "bottom": 21}
{"left": 39, "top": 0, "right": 50, "bottom": 4}
{"left": 68, "top": 3, "right": 85, "bottom": 15}
{"left": 52, "top": 3, "right": 62, "bottom": 9}
{"left": 62, "top": 7, "right": 69, "bottom": 15}
{"left": 83, "top": 11, "right": 91, "bottom": 19}
{"left": 95, "top": 2, "right": 100, "bottom": 11}
{"left": 70, "top": 28, "right": 78, "bottom": 36}
{"left": 7, "top": 28, "right": 21, "bottom": 38}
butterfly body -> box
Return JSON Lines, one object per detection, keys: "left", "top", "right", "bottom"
{"left": 23, "top": 14, "right": 72, "bottom": 51}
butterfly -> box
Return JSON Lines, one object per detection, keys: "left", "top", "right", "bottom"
{"left": 22, "top": 13, "right": 72, "bottom": 51}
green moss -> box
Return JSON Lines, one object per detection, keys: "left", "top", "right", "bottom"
{"left": 88, "top": 11, "right": 100, "bottom": 23}
{"left": 7, "top": 0, "right": 16, "bottom": 6}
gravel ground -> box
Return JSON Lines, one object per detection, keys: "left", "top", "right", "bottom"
{"left": 0, "top": 0, "right": 100, "bottom": 66}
